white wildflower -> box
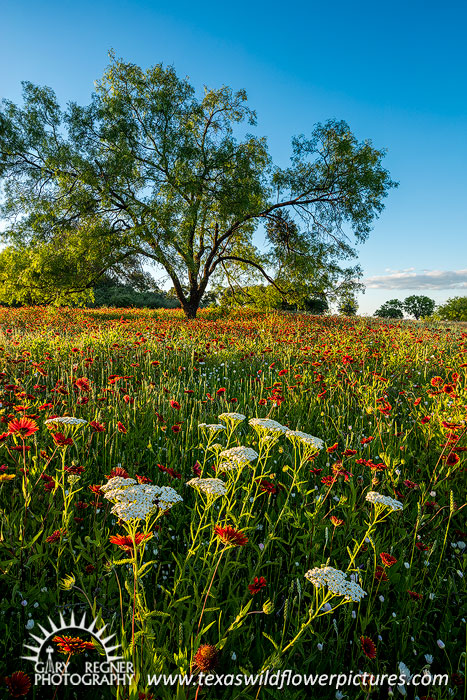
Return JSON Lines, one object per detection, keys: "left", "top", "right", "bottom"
{"left": 186, "top": 477, "right": 227, "bottom": 498}
{"left": 218, "top": 412, "right": 246, "bottom": 424}
{"left": 249, "top": 418, "right": 287, "bottom": 434}
{"left": 286, "top": 430, "right": 324, "bottom": 451}
{"left": 45, "top": 416, "right": 87, "bottom": 426}
{"left": 304, "top": 566, "right": 366, "bottom": 603}
{"left": 219, "top": 446, "right": 258, "bottom": 467}
{"left": 365, "top": 491, "right": 403, "bottom": 512}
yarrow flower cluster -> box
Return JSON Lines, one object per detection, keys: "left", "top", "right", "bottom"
{"left": 218, "top": 412, "right": 246, "bottom": 424}
{"left": 248, "top": 418, "right": 287, "bottom": 434}
{"left": 365, "top": 491, "right": 403, "bottom": 512}
{"left": 286, "top": 430, "right": 324, "bottom": 451}
{"left": 304, "top": 566, "right": 367, "bottom": 603}
{"left": 187, "top": 477, "right": 227, "bottom": 498}
{"left": 198, "top": 423, "right": 226, "bottom": 433}
{"left": 101, "top": 476, "right": 182, "bottom": 521}
{"left": 218, "top": 446, "right": 258, "bottom": 471}
{"left": 45, "top": 417, "right": 88, "bottom": 426}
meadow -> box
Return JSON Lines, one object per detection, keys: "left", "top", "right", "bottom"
{"left": 0, "top": 306, "right": 465, "bottom": 699}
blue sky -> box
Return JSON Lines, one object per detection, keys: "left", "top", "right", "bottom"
{"left": 1, "top": 0, "right": 466, "bottom": 313}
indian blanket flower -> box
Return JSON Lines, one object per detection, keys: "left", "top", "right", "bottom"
{"left": 193, "top": 644, "right": 219, "bottom": 671}
{"left": 109, "top": 532, "right": 153, "bottom": 553}
{"left": 7, "top": 417, "right": 39, "bottom": 438}
{"left": 365, "top": 491, "right": 403, "bottom": 512}
{"left": 53, "top": 635, "right": 94, "bottom": 655}
{"left": 360, "top": 636, "right": 377, "bottom": 659}
{"left": 330, "top": 516, "right": 344, "bottom": 527}
{"left": 4, "top": 670, "right": 31, "bottom": 697}
{"left": 187, "top": 477, "right": 227, "bottom": 498}
{"left": 46, "top": 529, "right": 66, "bottom": 543}
{"left": 248, "top": 576, "right": 267, "bottom": 595}
{"left": 214, "top": 525, "right": 248, "bottom": 547}
{"left": 380, "top": 552, "right": 397, "bottom": 567}
{"left": 52, "top": 433, "right": 74, "bottom": 447}
{"left": 304, "top": 566, "right": 367, "bottom": 603}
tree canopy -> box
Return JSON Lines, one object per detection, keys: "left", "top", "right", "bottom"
{"left": 0, "top": 53, "right": 397, "bottom": 317}
{"left": 434, "top": 296, "right": 467, "bottom": 322}
{"left": 374, "top": 298, "right": 404, "bottom": 319}
{"left": 402, "top": 295, "right": 435, "bottom": 320}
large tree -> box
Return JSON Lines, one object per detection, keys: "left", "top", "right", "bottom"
{"left": 0, "top": 54, "right": 396, "bottom": 317}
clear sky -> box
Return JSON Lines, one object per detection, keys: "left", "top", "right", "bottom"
{"left": 1, "top": 0, "right": 466, "bottom": 314}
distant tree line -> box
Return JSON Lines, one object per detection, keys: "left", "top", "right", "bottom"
{"left": 374, "top": 295, "right": 467, "bottom": 321}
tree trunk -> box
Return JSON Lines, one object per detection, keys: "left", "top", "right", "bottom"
{"left": 181, "top": 299, "right": 200, "bottom": 319}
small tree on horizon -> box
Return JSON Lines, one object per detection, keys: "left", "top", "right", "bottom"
{"left": 374, "top": 298, "right": 404, "bottom": 318}
{"left": 402, "top": 295, "right": 436, "bottom": 320}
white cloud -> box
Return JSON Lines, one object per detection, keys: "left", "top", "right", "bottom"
{"left": 363, "top": 269, "right": 467, "bottom": 290}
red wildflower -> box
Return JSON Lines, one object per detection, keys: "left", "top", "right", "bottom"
{"left": 7, "top": 417, "right": 39, "bottom": 438}
{"left": 326, "top": 442, "right": 338, "bottom": 453}
{"left": 117, "top": 422, "right": 127, "bottom": 434}
{"left": 157, "top": 464, "right": 181, "bottom": 479}
{"left": 216, "top": 388, "right": 226, "bottom": 395}
{"left": 214, "top": 525, "right": 248, "bottom": 547}
{"left": 445, "top": 452, "right": 460, "bottom": 466}
{"left": 89, "top": 420, "right": 105, "bottom": 432}
{"left": 380, "top": 552, "right": 397, "bottom": 567}
{"left": 171, "top": 424, "right": 181, "bottom": 433}
{"left": 321, "top": 475, "right": 337, "bottom": 486}
{"left": 342, "top": 448, "right": 357, "bottom": 456}
{"left": 403, "top": 480, "right": 419, "bottom": 489}
{"left": 360, "top": 636, "right": 377, "bottom": 659}
{"left": 360, "top": 436, "right": 374, "bottom": 445}
{"left": 74, "top": 377, "right": 91, "bottom": 392}
{"left": 421, "top": 416, "right": 431, "bottom": 424}
{"left": 170, "top": 400, "right": 181, "bottom": 410}
{"left": 105, "top": 466, "right": 129, "bottom": 479}
{"left": 193, "top": 461, "right": 201, "bottom": 476}
{"left": 330, "top": 515, "right": 344, "bottom": 526}
{"left": 248, "top": 576, "right": 267, "bottom": 594}
{"left": 53, "top": 635, "right": 94, "bottom": 655}
{"left": 65, "top": 464, "right": 85, "bottom": 475}
{"left": 415, "top": 542, "right": 430, "bottom": 551}
{"left": 374, "top": 566, "right": 389, "bottom": 582}
{"left": 193, "top": 644, "right": 219, "bottom": 671}
{"left": 430, "top": 376, "right": 443, "bottom": 386}
{"left": 4, "top": 670, "right": 31, "bottom": 697}
{"left": 89, "top": 484, "right": 102, "bottom": 494}
{"left": 109, "top": 532, "right": 152, "bottom": 553}
{"left": 407, "top": 590, "right": 423, "bottom": 600}
{"left": 136, "top": 474, "right": 152, "bottom": 484}
{"left": 52, "top": 432, "right": 73, "bottom": 447}
{"left": 46, "top": 529, "right": 66, "bottom": 543}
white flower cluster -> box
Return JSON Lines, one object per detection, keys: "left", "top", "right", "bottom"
{"left": 286, "top": 430, "right": 324, "bottom": 451}
{"left": 198, "top": 423, "right": 226, "bottom": 432}
{"left": 101, "top": 476, "right": 182, "bottom": 521}
{"left": 305, "top": 566, "right": 367, "bottom": 603}
{"left": 219, "top": 446, "right": 259, "bottom": 469}
{"left": 218, "top": 412, "right": 246, "bottom": 424}
{"left": 45, "top": 416, "right": 88, "bottom": 426}
{"left": 249, "top": 418, "right": 287, "bottom": 434}
{"left": 186, "top": 477, "right": 227, "bottom": 498}
{"left": 365, "top": 491, "right": 403, "bottom": 512}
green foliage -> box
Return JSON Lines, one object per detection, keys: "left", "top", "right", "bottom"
{"left": 434, "top": 295, "right": 467, "bottom": 321}
{"left": 0, "top": 54, "right": 396, "bottom": 317}
{"left": 337, "top": 294, "right": 358, "bottom": 316}
{"left": 402, "top": 295, "right": 436, "bottom": 320}
{"left": 374, "top": 298, "right": 404, "bottom": 319}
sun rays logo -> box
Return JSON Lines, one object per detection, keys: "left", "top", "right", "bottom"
{"left": 21, "top": 611, "right": 133, "bottom": 687}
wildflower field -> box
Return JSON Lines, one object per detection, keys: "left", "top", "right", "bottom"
{"left": 0, "top": 306, "right": 466, "bottom": 700}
